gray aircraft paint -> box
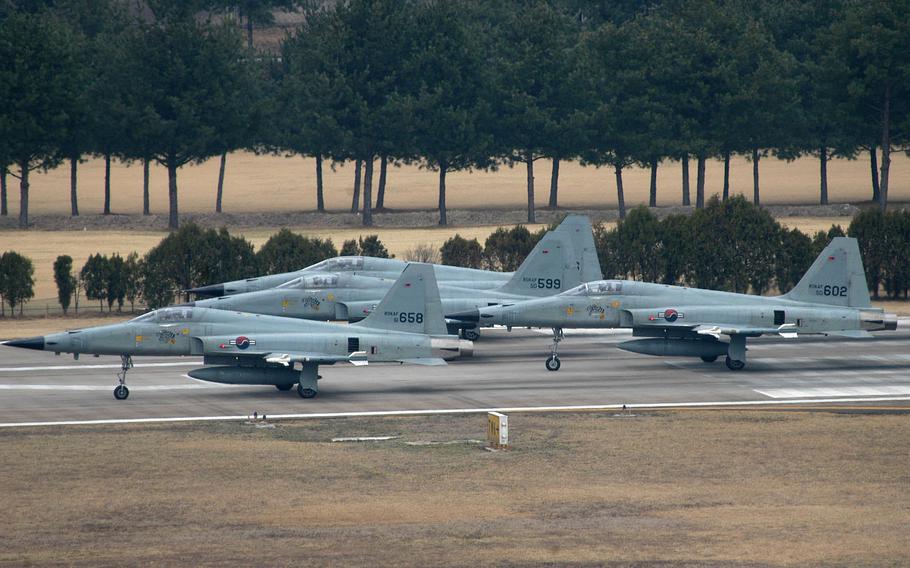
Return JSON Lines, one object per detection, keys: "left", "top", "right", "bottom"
{"left": 455, "top": 238, "right": 897, "bottom": 370}
{"left": 4, "top": 264, "right": 470, "bottom": 399}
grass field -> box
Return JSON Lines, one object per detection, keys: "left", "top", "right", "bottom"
{"left": 3, "top": 151, "right": 908, "bottom": 216}
{"left": 1, "top": 409, "right": 908, "bottom": 566}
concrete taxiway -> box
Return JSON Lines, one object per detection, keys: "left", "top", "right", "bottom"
{"left": 1, "top": 326, "right": 909, "bottom": 427}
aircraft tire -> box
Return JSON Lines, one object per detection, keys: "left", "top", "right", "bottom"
{"left": 700, "top": 355, "right": 718, "bottom": 363}
{"left": 724, "top": 356, "right": 745, "bottom": 371}
{"left": 275, "top": 384, "right": 293, "bottom": 391}
{"left": 545, "top": 355, "right": 561, "bottom": 372}
{"left": 462, "top": 328, "right": 481, "bottom": 341}
{"left": 297, "top": 385, "right": 318, "bottom": 399}
{"left": 113, "top": 385, "right": 130, "bottom": 400}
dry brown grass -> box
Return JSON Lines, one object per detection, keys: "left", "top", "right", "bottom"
{"left": 4, "top": 151, "right": 908, "bottom": 216}
{"left": 1, "top": 409, "right": 908, "bottom": 566}
{"left": 0, "top": 314, "right": 130, "bottom": 338}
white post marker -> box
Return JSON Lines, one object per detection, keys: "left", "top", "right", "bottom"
{"left": 487, "top": 412, "right": 509, "bottom": 450}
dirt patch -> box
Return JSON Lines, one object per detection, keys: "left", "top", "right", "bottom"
{"left": 1, "top": 410, "right": 908, "bottom": 566}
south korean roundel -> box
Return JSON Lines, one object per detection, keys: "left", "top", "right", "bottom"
{"left": 664, "top": 309, "right": 679, "bottom": 323}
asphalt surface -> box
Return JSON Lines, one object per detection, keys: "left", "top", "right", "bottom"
{"left": 1, "top": 323, "right": 909, "bottom": 426}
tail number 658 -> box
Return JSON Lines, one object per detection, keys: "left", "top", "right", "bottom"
{"left": 398, "top": 312, "right": 424, "bottom": 323}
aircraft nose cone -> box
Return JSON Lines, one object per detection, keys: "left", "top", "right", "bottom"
{"left": 4, "top": 336, "right": 45, "bottom": 351}
{"left": 187, "top": 284, "right": 225, "bottom": 298}
{"left": 447, "top": 309, "right": 480, "bottom": 323}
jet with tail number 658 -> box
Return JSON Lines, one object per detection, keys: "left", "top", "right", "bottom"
{"left": 3, "top": 264, "right": 470, "bottom": 400}
{"left": 449, "top": 237, "right": 897, "bottom": 371}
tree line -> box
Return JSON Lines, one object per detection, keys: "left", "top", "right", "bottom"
{"left": 1, "top": 0, "right": 907, "bottom": 230}
{"left": 2, "top": 202, "right": 908, "bottom": 318}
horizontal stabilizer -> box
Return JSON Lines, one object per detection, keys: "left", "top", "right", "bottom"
{"left": 398, "top": 357, "right": 447, "bottom": 366}
{"left": 826, "top": 330, "right": 873, "bottom": 338}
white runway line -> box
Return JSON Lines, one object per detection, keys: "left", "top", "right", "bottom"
{"left": 2, "top": 396, "right": 909, "bottom": 428}
{"left": 755, "top": 385, "right": 910, "bottom": 398}
{"left": 0, "top": 384, "right": 218, "bottom": 391}
{"left": 0, "top": 361, "right": 203, "bottom": 372}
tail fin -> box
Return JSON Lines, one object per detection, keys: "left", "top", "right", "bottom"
{"left": 783, "top": 237, "right": 871, "bottom": 308}
{"left": 553, "top": 214, "right": 602, "bottom": 282}
{"left": 498, "top": 229, "right": 578, "bottom": 297}
{"left": 353, "top": 263, "right": 449, "bottom": 335}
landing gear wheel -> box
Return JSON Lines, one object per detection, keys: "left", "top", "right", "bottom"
{"left": 297, "top": 385, "right": 318, "bottom": 399}
{"left": 700, "top": 355, "right": 718, "bottom": 363}
{"left": 275, "top": 384, "right": 293, "bottom": 391}
{"left": 546, "top": 327, "right": 565, "bottom": 371}
{"left": 725, "top": 356, "right": 745, "bottom": 371}
{"left": 461, "top": 328, "right": 480, "bottom": 341}
{"left": 114, "top": 354, "right": 133, "bottom": 401}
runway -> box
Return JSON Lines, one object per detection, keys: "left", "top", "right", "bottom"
{"left": 1, "top": 325, "right": 909, "bottom": 427}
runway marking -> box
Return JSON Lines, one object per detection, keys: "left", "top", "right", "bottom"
{"left": 0, "top": 362, "right": 202, "bottom": 372}
{"left": 755, "top": 385, "right": 910, "bottom": 398}
{"left": 2, "top": 396, "right": 910, "bottom": 428}
{"left": 0, "top": 384, "right": 228, "bottom": 391}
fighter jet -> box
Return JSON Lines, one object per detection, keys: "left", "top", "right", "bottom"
{"left": 188, "top": 255, "right": 512, "bottom": 298}
{"left": 191, "top": 215, "right": 603, "bottom": 341}
{"left": 4, "top": 264, "right": 471, "bottom": 400}
{"left": 450, "top": 237, "right": 898, "bottom": 370}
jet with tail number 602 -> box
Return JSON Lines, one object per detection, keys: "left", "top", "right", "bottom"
{"left": 450, "top": 237, "right": 897, "bottom": 371}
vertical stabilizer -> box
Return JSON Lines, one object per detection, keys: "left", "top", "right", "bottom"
{"left": 553, "top": 214, "right": 602, "bottom": 282}
{"left": 783, "top": 237, "right": 871, "bottom": 308}
{"left": 353, "top": 263, "right": 449, "bottom": 334}
{"left": 498, "top": 231, "right": 576, "bottom": 297}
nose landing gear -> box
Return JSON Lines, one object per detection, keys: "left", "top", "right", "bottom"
{"left": 114, "top": 354, "right": 133, "bottom": 400}
{"left": 544, "top": 327, "right": 564, "bottom": 371}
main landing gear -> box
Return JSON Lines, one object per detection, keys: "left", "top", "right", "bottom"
{"left": 296, "top": 364, "right": 321, "bottom": 399}
{"left": 545, "top": 327, "right": 564, "bottom": 371}
{"left": 724, "top": 335, "right": 746, "bottom": 371}
{"left": 461, "top": 327, "right": 481, "bottom": 341}
{"left": 114, "top": 354, "right": 133, "bottom": 400}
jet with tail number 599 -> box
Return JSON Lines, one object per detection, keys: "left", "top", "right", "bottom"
{"left": 450, "top": 237, "right": 897, "bottom": 371}
{"left": 192, "top": 215, "right": 602, "bottom": 341}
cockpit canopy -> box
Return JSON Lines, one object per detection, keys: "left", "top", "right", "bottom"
{"left": 305, "top": 256, "right": 365, "bottom": 272}
{"left": 564, "top": 280, "right": 624, "bottom": 296}
{"left": 277, "top": 274, "right": 340, "bottom": 290}
{"left": 129, "top": 306, "right": 196, "bottom": 323}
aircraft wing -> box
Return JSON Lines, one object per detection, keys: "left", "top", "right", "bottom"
{"left": 263, "top": 352, "right": 447, "bottom": 367}
{"left": 626, "top": 308, "right": 799, "bottom": 339}
{"left": 631, "top": 320, "right": 799, "bottom": 339}
{"left": 264, "top": 351, "right": 370, "bottom": 366}
{"left": 691, "top": 323, "right": 799, "bottom": 339}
